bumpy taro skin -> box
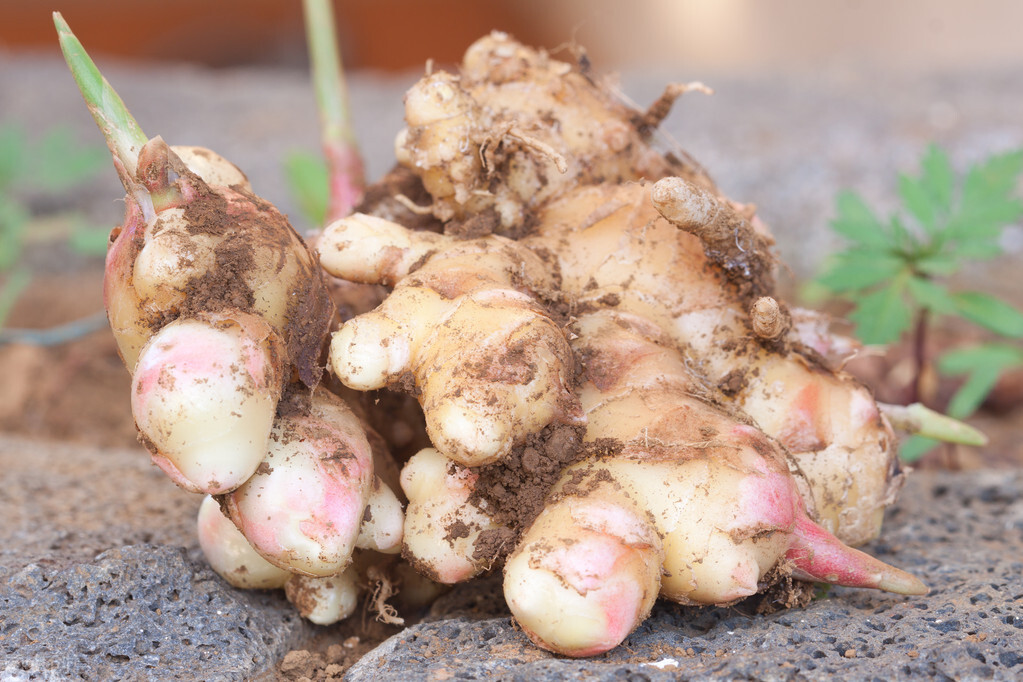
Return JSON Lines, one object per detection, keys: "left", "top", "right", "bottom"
{"left": 131, "top": 311, "right": 284, "bottom": 495}
{"left": 400, "top": 447, "right": 504, "bottom": 584}
{"left": 196, "top": 495, "right": 291, "bottom": 589}
{"left": 322, "top": 213, "right": 581, "bottom": 468}
{"left": 224, "top": 392, "right": 375, "bottom": 577}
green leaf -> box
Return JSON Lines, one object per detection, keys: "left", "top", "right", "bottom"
{"left": 0, "top": 201, "right": 30, "bottom": 271}
{"left": 947, "top": 149, "right": 1023, "bottom": 242}
{"left": 899, "top": 147, "right": 955, "bottom": 233}
{"left": 0, "top": 124, "right": 26, "bottom": 190}
{"left": 830, "top": 191, "right": 891, "bottom": 248}
{"left": 888, "top": 215, "right": 917, "bottom": 252}
{"left": 899, "top": 435, "right": 940, "bottom": 462}
{"left": 905, "top": 276, "right": 954, "bottom": 314}
{"left": 848, "top": 278, "right": 913, "bottom": 344}
{"left": 939, "top": 342, "right": 1023, "bottom": 374}
{"left": 284, "top": 151, "right": 329, "bottom": 228}
{"left": 899, "top": 173, "right": 936, "bottom": 232}
{"left": 815, "top": 251, "right": 905, "bottom": 293}
{"left": 69, "top": 221, "right": 112, "bottom": 257}
{"left": 952, "top": 240, "right": 1006, "bottom": 260}
{"left": 951, "top": 291, "right": 1023, "bottom": 337}
{"left": 914, "top": 251, "right": 961, "bottom": 276}
{"left": 919, "top": 144, "right": 954, "bottom": 215}
{"left": 947, "top": 364, "right": 1003, "bottom": 418}
{"left": 938, "top": 343, "right": 1023, "bottom": 417}
{"left": 29, "top": 127, "right": 107, "bottom": 192}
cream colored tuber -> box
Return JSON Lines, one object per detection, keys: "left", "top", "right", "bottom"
{"left": 320, "top": 213, "right": 581, "bottom": 467}
{"left": 64, "top": 9, "right": 948, "bottom": 655}
{"left": 58, "top": 12, "right": 405, "bottom": 630}
{"left": 341, "top": 32, "right": 929, "bottom": 656}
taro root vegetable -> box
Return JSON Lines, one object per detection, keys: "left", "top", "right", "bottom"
{"left": 330, "top": 32, "right": 939, "bottom": 656}
{"left": 131, "top": 311, "right": 285, "bottom": 494}
{"left": 61, "top": 4, "right": 963, "bottom": 654}
{"left": 399, "top": 447, "right": 506, "bottom": 583}
{"left": 196, "top": 495, "right": 291, "bottom": 590}
{"left": 503, "top": 310, "right": 923, "bottom": 655}
{"left": 321, "top": 214, "right": 581, "bottom": 466}
{"left": 56, "top": 12, "right": 404, "bottom": 620}
{"left": 57, "top": 12, "right": 333, "bottom": 382}
{"left": 527, "top": 180, "right": 903, "bottom": 547}
{"left": 222, "top": 388, "right": 399, "bottom": 576}
{"left": 285, "top": 569, "right": 360, "bottom": 625}
{"left": 57, "top": 11, "right": 335, "bottom": 493}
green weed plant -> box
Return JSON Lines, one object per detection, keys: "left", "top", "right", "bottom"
{"left": 816, "top": 145, "right": 1023, "bottom": 459}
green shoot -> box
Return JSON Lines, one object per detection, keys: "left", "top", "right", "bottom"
{"left": 53, "top": 12, "right": 148, "bottom": 189}
{"left": 302, "top": 0, "right": 365, "bottom": 223}
{"left": 938, "top": 343, "right": 1023, "bottom": 418}
{"left": 878, "top": 402, "right": 987, "bottom": 446}
{"left": 816, "top": 145, "right": 1023, "bottom": 460}
{"left": 284, "top": 151, "right": 330, "bottom": 228}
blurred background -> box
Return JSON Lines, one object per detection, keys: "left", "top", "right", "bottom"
{"left": 2, "top": 0, "right": 1023, "bottom": 73}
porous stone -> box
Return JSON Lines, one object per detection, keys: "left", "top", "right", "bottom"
{"left": 0, "top": 436, "right": 313, "bottom": 681}
{"left": 0, "top": 545, "right": 307, "bottom": 681}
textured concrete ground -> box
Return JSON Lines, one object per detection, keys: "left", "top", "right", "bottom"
{"left": 2, "top": 51, "right": 1022, "bottom": 681}
{"left": 0, "top": 436, "right": 315, "bottom": 681}
{"left": 1, "top": 434, "right": 1020, "bottom": 680}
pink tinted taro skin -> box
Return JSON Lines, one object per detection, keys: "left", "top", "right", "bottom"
{"left": 130, "top": 312, "right": 283, "bottom": 495}
{"left": 504, "top": 496, "right": 662, "bottom": 658}
{"left": 196, "top": 495, "right": 290, "bottom": 590}
{"left": 224, "top": 402, "right": 375, "bottom": 577}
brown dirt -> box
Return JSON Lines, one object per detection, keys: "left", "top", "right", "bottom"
{"left": 0, "top": 269, "right": 137, "bottom": 449}
{"left": 276, "top": 621, "right": 402, "bottom": 681}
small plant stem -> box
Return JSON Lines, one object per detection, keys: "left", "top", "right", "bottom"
{"left": 0, "top": 310, "right": 109, "bottom": 346}
{"left": 303, "top": 0, "right": 366, "bottom": 223}
{"left": 909, "top": 306, "right": 930, "bottom": 405}
{"left": 53, "top": 12, "right": 148, "bottom": 190}
{"left": 878, "top": 402, "right": 988, "bottom": 446}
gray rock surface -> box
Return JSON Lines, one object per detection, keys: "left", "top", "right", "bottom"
{"left": 0, "top": 436, "right": 313, "bottom": 681}
{"left": 4, "top": 431, "right": 1020, "bottom": 680}
{"left": 347, "top": 469, "right": 1023, "bottom": 681}
{"left": 1, "top": 545, "right": 305, "bottom": 681}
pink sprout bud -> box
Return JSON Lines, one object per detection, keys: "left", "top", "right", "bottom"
{"left": 131, "top": 311, "right": 285, "bottom": 494}
{"left": 196, "top": 495, "right": 290, "bottom": 590}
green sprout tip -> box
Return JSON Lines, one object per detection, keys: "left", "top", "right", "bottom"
{"left": 53, "top": 11, "right": 148, "bottom": 188}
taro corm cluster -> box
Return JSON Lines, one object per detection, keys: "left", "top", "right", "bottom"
{"left": 59, "top": 10, "right": 975, "bottom": 657}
